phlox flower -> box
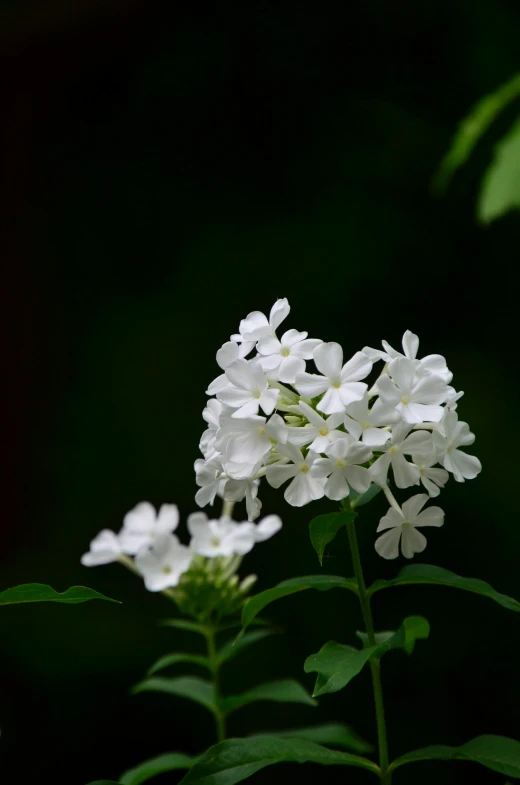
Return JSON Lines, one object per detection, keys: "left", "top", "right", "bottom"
{"left": 311, "top": 436, "right": 372, "bottom": 501}
{"left": 256, "top": 329, "right": 322, "bottom": 383}
{"left": 266, "top": 444, "right": 325, "bottom": 507}
{"left": 135, "top": 533, "right": 193, "bottom": 591}
{"left": 377, "top": 357, "right": 449, "bottom": 423}
{"left": 370, "top": 422, "right": 432, "bottom": 489}
{"left": 286, "top": 401, "right": 344, "bottom": 452}
{"left": 216, "top": 413, "right": 287, "bottom": 475}
{"left": 343, "top": 393, "right": 398, "bottom": 447}
{"left": 187, "top": 512, "right": 282, "bottom": 557}
{"left": 412, "top": 450, "right": 449, "bottom": 497}
{"left": 217, "top": 359, "right": 279, "bottom": 418}
{"left": 231, "top": 298, "right": 290, "bottom": 343}
{"left": 207, "top": 341, "right": 254, "bottom": 395}
{"left": 433, "top": 412, "right": 482, "bottom": 482}
{"left": 119, "top": 502, "right": 180, "bottom": 555}
{"left": 296, "top": 342, "right": 372, "bottom": 414}
{"left": 375, "top": 494, "right": 444, "bottom": 559}
{"left": 81, "top": 529, "right": 122, "bottom": 566}
{"left": 364, "top": 330, "right": 452, "bottom": 383}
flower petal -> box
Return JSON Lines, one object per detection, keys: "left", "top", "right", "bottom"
{"left": 375, "top": 528, "right": 401, "bottom": 560}
{"left": 400, "top": 526, "right": 427, "bottom": 559}
{"left": 314, "top": 342, "right": 343, "bottom": 379}
{"left": 402, "top": 330, "right": 419, "bottom": 360}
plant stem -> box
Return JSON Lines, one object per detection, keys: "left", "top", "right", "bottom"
{"left": 346, "top": 518, "right": 391, "bottom": 785}
{"left": 205, "top": 625, "right": 226, "bottom": 743}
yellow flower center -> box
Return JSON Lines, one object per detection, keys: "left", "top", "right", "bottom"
{"left": 281, "top": 347, "right": 291, "bottom": 357}
{"left": 211, "top": 538, "right": 221, "bottom": 548}
{"left": 336, "top": 458, "right": 346, "bottom": 469}
{"left": 401, "top": 395, "right": 409, "bottom": 405}
{"left": 319, "top": 427, "right": 329, "bottom": 436}
{"left": 300, "top": 463, "right": 309, "bottom": 473}
{"left": 162, "top": 565, "right": 172, "bottom": 575}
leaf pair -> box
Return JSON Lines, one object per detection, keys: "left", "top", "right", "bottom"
{"left": 305, "top": 616, "right": 429, "bottom": 697}
{"left": 132, "top": 676, "right": 316, "bottom": 717}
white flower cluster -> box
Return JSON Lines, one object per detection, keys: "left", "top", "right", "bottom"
{"left": 81, "top": 502, "right": 281, "bottom": 591}
{"left": 197, "top": 298, "right": 482, "bottom": 560}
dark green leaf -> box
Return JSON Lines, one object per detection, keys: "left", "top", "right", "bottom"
{"left": 241, "top": 575, "right": 357, "bottom": 632}
{"left": 221, "top": 679, "right": 316, "bottom": 715}
{"left": 160, "top": 619, "right": 206, "bottom": 635}
{"left": 309, "top": 511, "right": 354, "bottom": 566}
{"left": 305, "top": 642, "right": 374, "bottom": 697}
{"left": 147, "top": 653, "right": 210, "bottom": 676}
{"left": 217, "top": 629, "right": 277, "bottom": 665}
{"left": 0, "top": 583, "right": 119, "bottom": 606}
{"left": 131, "top": 677, "right": 216, "bottom": 715}
{"left": 305, "top": 616, "right": 429, "bottom": 696}
{"left": 390, "top": 735, "right": 520, "bottom": 778}
{"left": 348, "top": 484, "right": 382, "bottom": 508}
{"left": 356, "top": 631, "right": 394, "bottom": 648}
{"left": 120, "top": 753, "right": 194, "bottom": 785}
{"left": 433, "top": 73, "right": 520, "bottom": 193}
{"left": 178, "top": 736, "right": 379, "bottom": 785}
{"left": 368, "top": 564, "right": 520, "bottom": 612}
{"left": 479, "top": 119, "right": 520, "bottom": 222}
{"left": 253, "top": 723, "right": 374, "bottom": 754}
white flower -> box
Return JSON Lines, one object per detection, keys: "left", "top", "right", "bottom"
{"left": 135, "top": 534, "right": 193, "bottom": 591}
{"left": 200, "top": 399, "right": 226, "bottom": 459}
{"left": 223, "top": 477, "right": 262, "bottom": 520}
{"left": 343, "top": 393, "right": 398, "bottom": 447}
{"left": 195, "top": 457, "right": 225, "bottom": 507}
{"left": 433, "top": 412, "right": 482, "bottom": 482}
{"left": 231, "top": 298, "right": 290, "bottom": 343}
{"left": 217, "top": 359, "right": 279, "bottom": 418}
{"left": 207, "top": 341, "right": 255, "bottom": 395}
{"left": 370, "top": 422, "right": 432, "bottom": 488}
{"left": 311, "top": 437, "right": 372, "bottom": 501}
{"left": 266, "top": 444, "right": 325, "bottom": 507}
{"left": 187, "top": 512, "right": 282, "bottom": 557}
{"left": 375, "top": 494, "right": 444, "bottom": 559}
{"left": 377, "top": 357, "right": 448, "bottom": 423}
{"left": 364, "top": 330, "right": 452, "bottom": 383}
{"left": 412, "top": 450, "right": 449, "bottom": 497}
{"left": 216, "top": 413, "right": 287, "bottom": 476}
{"left": 81, "top": 529, "right": 122, "bottom": 566}
{"left": 286, "top": 401, "right": 344, "bottom": 452}
{"left": 296, "top": 343, "right": 372, "bottom": 414}
{"left": 256, "top": 329, "right": 322, "bottom": 383}
{"left": 119, "top": 502, "right": 180, "bottom": 555}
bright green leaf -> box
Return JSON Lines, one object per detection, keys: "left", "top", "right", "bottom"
{"left": 390, "top": 735, "right": 520, "bottom": 778}
{"left": 433, "top": 73, "right": 520, "bottom": 193}
{"left": 309, "top": 511, "right": 354, "bottom": 566}
{"left": 347, "top": 484, "right": 382, "bottom": 508}
{"left": 368, "top": 564, "right": 520, "bottom": 612}
{"left": 0, "top": 583, "right": 119, "bottom": 606}
{"left": 253, "top": 723, "right": 374, "bottom": 754}
{"left": 178, "top": 736, "right": 379, "bottom": 785}
{"left": 120, "top": 752, "right": 194, "bottom": 785}
{"left": 160, "top": 619, "right": 206, "bottom": 634}
{"left": 221, "top": 679, "right": 316, "bottom": 715}
{"left": 217, "top": 629, "right": 277, "bottom": 665}
{"left": 131, "top": 677, "right": 216, "bottom": 715}
{"left": 305, "top": 616, "right": 430, "bottom": 696}
{"left": 479, "top": 118, "right": 520, "bottom": 223}
{"left": 241, "top": 575, "right": 357, "bottom": 632}
{"left": 147, "top": 653, "right": 210, "bottom": 676}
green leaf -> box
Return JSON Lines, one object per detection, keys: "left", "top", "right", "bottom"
{"left": 479, "top": 118, "right": 520, "bottom": 222}
{"left": 160, "top": 619, "right": 206, "bottom": 635}
{"left": 309, "top": 511, "right": 354, "bottom": 566}
{"left": 131, "top": 677, "right": 216, "bottom": 715}
{"left": 305, "top": 642, "right": 374, "bottom": 697}
{"left": 305, "top": 616, "right": 430, "bottom": 696}
{"left": 254, "top": 723, "right": 374, "bottom": 754}
{"left": 120, "top": 753, "right": 194, "bottom": 785}
{"left": 241, "top": 575, "right": 357, "bottom": 632}
{"left": 178, "top": 736, "right": 379, "bottom": 785}
{"left": 347, "top": 484, "right": 382, "bottom": 508}
{"left": 147, "top": 653, "right": 210, "bottom": 676}
{"left": 368, "top": 564, "right": 520, "bottom": 612}
{"left": 221, "top": 679, "right": 317, "bottom": 715}
{"left": 390, "top": 735, "right": 520, "bottom": 778}
{"left": 0, "top": 583, "right": 119, "bottom": 606}
{"left": 433, "top": 73, "right": 520, "bottom": 193}
{"left": 217, "top": 629, "right": 277, "bottom": 665}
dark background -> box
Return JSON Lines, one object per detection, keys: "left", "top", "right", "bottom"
{"left": 1, "top": 1, "right": 519, "bottom": 783}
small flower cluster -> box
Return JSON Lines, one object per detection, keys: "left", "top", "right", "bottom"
{"left": 81, "top": 501, "right": 281, "bottom": 592}
{"left": 197, "top": 299, "right": 482, "bottom": 560}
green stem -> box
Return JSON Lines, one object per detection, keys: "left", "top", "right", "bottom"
{"left": 346, "top": 519, "right": 391, "bottom": 785}
{"left": 205, "top": 625, "right": 226, "bottom": 743}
